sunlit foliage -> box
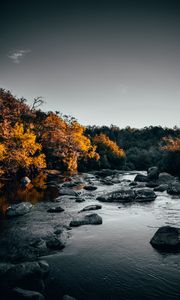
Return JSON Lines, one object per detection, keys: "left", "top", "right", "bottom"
{"left": 162, "top": 137, "right": 180, "bottom": 151}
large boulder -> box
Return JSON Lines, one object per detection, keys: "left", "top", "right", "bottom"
{"left": 134, "top": 174, "right": 148, "bottom": 182}
{"left": 70, "top": 213, "right": 102, "bottom": 227}
{"left": 97, "top": 189, "right": 135, "bottom": 202}
{"left": 147, "top": 167, "right": 159, "bottom": 181}
{"left": 150, "top": 226, "right": 180, "bottom": 251}
{"left": 134, "top": 188, "right": 157, "bottom": 201}
{"left": 6, "top": 202, "right": 33, "bottom": 217}
{"left": 167, "top": 181, "right": 180, "bottom": 195}
{"left": 79, "top": 204, "right": 102, "bottom": 212}
{"left": 12, "top": 287, "right": 45, "bottom": 299}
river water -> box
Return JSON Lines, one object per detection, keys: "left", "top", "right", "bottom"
{"left": 43, "top": 172, "right": 180, "bottom": 300}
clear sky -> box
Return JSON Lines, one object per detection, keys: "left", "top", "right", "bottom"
{"left": 1, "top": 0, "right": 180, "bottom": 128}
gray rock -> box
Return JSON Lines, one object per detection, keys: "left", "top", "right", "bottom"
{"left": 83, "top": 185, "right": 97, "bottom": 191}
{"left": 46, "top": 236, "right": 65, "bottom": 250}
{"left": 167, "top": 181, "right": 180, "bottom": 195}
{"left": 75, "top": 197, "right": 85, "bottom": 203}
{"left": 135, "top": 188, "right": 157, "bottom": 201}
{"left": 150, "top": 226, "right": 180, "bottom": 251}
{"left": 47, "top": 207, "right": 64, "bottom": 213}
{"left": 146, "top": 181, "right": 159, "bottom": 188}
{"left": 97, "top": 189, "right": 135, "bottom": 202}
{"left": 1, "top": 261, "right": 49, "bottom": 292}
{"left": 12, "top": 287, "right": 45, "bottom": 299}
{"left": 101, "top": 179, "right": 114, "bottom": 185}
{"left": 154, "top": 184, "right": 168, "bottom": 192}
{"left": 70, "top": 213, "right": 102, "bottom": 227}
{"left": 134, "top": 174, "right": 148, "bottom": 182}
{"left": 94, "top": 169, "right": 118, "bottom": 178}
{"left": 59, "top": 188, "right": 78, "bottom": 197}
{"left": 79, "top": 204, "right": 102, "bottom": 212}
{"left": 147, "top": 167, "right": 159, "bottom": 181}
{"left": 63, "top": 295, "right": 77, "bottom": 300}
{"left": 158, "top": 172, "right": 175, "bottom": 184}
{"left": 6, "top": 202, "right": 33, "bottom": 217}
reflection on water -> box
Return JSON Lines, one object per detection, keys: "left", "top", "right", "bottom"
{"left": 0, "top": 172, "right": 60, "bottom": 214}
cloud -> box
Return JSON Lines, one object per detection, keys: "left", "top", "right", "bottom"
{"left": 8, "top": 49, "right": 31, "bottom": 64}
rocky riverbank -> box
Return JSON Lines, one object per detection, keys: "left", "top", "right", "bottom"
{"left": 0, "top": 168, "right": 180, "bottom": 299}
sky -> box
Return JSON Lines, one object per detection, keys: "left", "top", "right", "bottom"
{"left": 0, "top": 0, "right": 180, "bottom": 128}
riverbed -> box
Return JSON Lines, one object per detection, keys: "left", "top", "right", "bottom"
{"left": 1, "top": 171, "right": 180, "bottom": 300}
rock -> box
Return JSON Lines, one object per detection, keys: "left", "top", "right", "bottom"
{"left": 97, "top": 189, "right": 135, "bottom": 202}
{"left": 20, "top": 177, "right": 31, "bottom": 187}
{"left": 83, "top": 185, "right": 97, "bottom": 191}
{"left": 63, "top": 295, "right": 77, "bottom": 300}
{"left": 146, "top": 181, "right": 159, "bottom": 188}
{"left": 12, "top": 287, "right": 45, "bottom": 299}
{"left": 75, "top": 197, "right": 85, "bottom": 203}
{"left": 6, "top": 202, "right": 33, "bottom": 217}
{"left": 167, "top": 181, "right": 180, "bottom": 195}
{"left": 70, "top": 213, "right": 102, "bottom": 227}
{"left": 79, "top": 204, "right": 102, "bottom": 212}
{"left": 1, "top": 261, "right": 49, "bottom": 292}
{"left": 101, "top": 179, "right": 114, "bottom": 185}
{"left": 150, "top": 226, "right": 180, "bottom": 251}
{"left": 47, "top": 206, "right": 64, "bottom": 213}
{"left": 147, "top": 167, "right": 159, "bottom": 181}
{"left": 129, "top": 181, "right": 137, "bottom": 187}
{"left": 154, "top": 184, "right": 168, "bottom": 192}
{"left": 158, "top": 172, "right": 175, "bottom": 184}
{"left": 46, "top": 236, "right": 65, "bottom": 250}
{"left": 135, "top": 188, "right": 157, "bottom": 201}
{"left": 134, "top": 174, "right": 148, "bottom": 182}
{"left": 59, "top": 188, "right": 78, "bottom": 197}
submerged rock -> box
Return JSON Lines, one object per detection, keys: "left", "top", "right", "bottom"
{"left": 12, "top": 287, "right": 45, "bottom": 299}
{"left": 79, "top": 204, "right": 102, "bottom": 212}
{"left": 134, "top": 174, "right": 148, "bottom": 182}
{"left": 63, "top": 295, "right": 77, "bottom": 300}
{"left": 150, "top": 226, "right": 180, "bottom": 251}
{"left": 0, "top": 261, "right": 49, "bottom": 293}
{"left": 167, "top": 181, "right": 180, "bottom": 195}
{"left": 6, "top": 202, "right": 33, "bottom": 217}
{"left": 70, "top": 213, "right": 102, "bottom": 227}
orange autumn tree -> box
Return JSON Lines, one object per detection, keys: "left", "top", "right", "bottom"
{"left": 0, "top": 122, "right": 46, "bottom": 175}
{"left": 93, "top": 133, "right": 125, "bottom": 169}
{"left": 39, "top": 113, "right": 98, "bottom": 172}
{"left": 162, "top": 137, "right": 180, "bottom": 151}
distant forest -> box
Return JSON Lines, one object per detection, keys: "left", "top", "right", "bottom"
{"left": 0, "top": 88, "right": 180, "bottom": 178}
{"left": 84, "top": 125, "right": 180, "bottom": 176}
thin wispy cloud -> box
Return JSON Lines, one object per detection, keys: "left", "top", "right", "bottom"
{"left": 8, "top": 49, "right": 31, "bottom": 64}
